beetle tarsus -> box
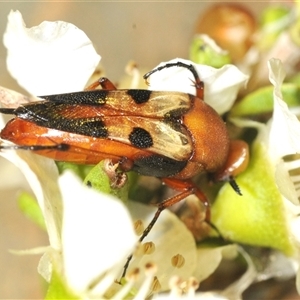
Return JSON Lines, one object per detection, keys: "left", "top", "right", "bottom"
{"left": 120, "top": 202, "right": 166, "bottom": 279}
{"left": 229, "top": 176, "right": 242, "bottom": 196}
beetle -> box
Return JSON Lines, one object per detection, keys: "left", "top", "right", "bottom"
{"left": 0, "top": 61, "right": 249, "bottom": 274}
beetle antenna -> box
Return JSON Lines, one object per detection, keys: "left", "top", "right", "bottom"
{"left": 0, "top": 107, "right": 16, "bottom": 115}
{"left": 143, "top": 61, "right": 200, "bottom": 81}
{"left": 188, "top": 77, "right": 204, "bottom": 92}
{"left": 229, "top": 176, "right": 242, "bottom": 196}
{"left": 143, "top": 61, "right": 204, "bottom": 98}
{"left": 0, "top": 143, "right": 70, "bottom": 152}
{"left": 144, "top": 77, "right": 151, "bottom": 86}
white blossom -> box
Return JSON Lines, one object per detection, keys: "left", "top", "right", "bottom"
{"left": 148, "top": 58, "right": 248, "bottom": 114}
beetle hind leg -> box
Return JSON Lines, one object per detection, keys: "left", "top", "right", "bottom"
{"left": 135, "top": 177, "right": 216, "bottom": 244}
{"left": 121, "top": 185, "right": 196, "bottom": 278}
{"left": 121, "top": 178, "right": 219, "bottom": 278}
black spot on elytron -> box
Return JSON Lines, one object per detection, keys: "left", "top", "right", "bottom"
{"left": 129, "top": 127, "right": 153, "bottom": 148}
{"left": 133, "top": 154, "right": 187, "bottom": 177}
{"left": 127, "top": 89, "right": 152, "bottom": 104}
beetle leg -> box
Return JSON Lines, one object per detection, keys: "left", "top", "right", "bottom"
{"left": 84, "top": 77, "right": 117, "bottom": 91}
{"left": 137, "top": 177, "right": 210, "bottom": 244}
{"left": 121, "top": 185, "right": 197, "bottom": 278}
{"left": 143, "top": 183, "right": 200, "bottom": 240}
{"left": 121, "top": 178, "right": 212, "bottom": 279}
{"left": 162, "top": 177, "right": 209, "bottom": 205}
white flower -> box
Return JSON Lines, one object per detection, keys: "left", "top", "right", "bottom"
{"left": 60, "top": 172, "right": 137, "bottom": 297}
{"left": 267, "top": 58, "right": 300, "bottom": 293}
{"left": 147, "top": 58, "right": 248, "bottom": 114}
{"left": 3, "top": 10, "right": 100, "bottom": 95}
{"left": 261, "top": 58, "right": 300, "bottom": 205}
{"left": 212, "top": 58, "right": 300, "bottom": 293}
{"left": 246, "top": 57, "right": 300, "bottom": 226}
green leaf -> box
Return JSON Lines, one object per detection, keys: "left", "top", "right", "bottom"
{"left": 189, "top": 35, "right": 231, "bottom": 68}
{"left": 211, "top": 142, "right": 295, "bottom": 255}
{"left": 230, "top": 83, "right": 300, "bottom": 117}
{"left": 45, "top": 268, "right": 79, "bottom": 300}
{"left": 289, "top": 19, "right": 300, "bottom": 46}
{"left": 258, "top": 6, "right": 291, "bottom": 50}
{"left": 56, "top": 162, "right": 93, "bottom": 180}
{"left": 83, "top": 160, "right": 129, "bottom": 203}
{"left": 261, "top": 6, "right": 290, "bottom": 25}
{"left": 17, "top": 192, "right": 46, "bottom": 230}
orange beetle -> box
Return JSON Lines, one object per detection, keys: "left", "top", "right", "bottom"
{"left": 0, "top": 61, "right": 249, "bottom": 252}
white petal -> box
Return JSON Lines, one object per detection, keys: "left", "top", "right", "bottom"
{"left": 0, "top": 89, "right": 62, "bottom": 249}
{"left": 267, "top": 58, "right": 300, "bottom": 160}
{"left": 38, "top": 250, "right": 53, "bottom": 282}
{"left": 0, "top": 157, "right": 26, "bottom": 189}
{"left": 3, "top": 10, "right": 100, "bottom": 95}
{"left": 284, "top": 198, "right": 300, "bottom": 243}
{"left": 147, "top": 58, "right": 248, "bottom": 114}
{"left": 275, "top": 160, "right": 300, "bottom": 205}
{"left": 221, "top": 247, "right": 256, "bottom": 299}
{"left": 297, "top": 267, "right": 300, "bottom": 295}
{"left": 0, "top": 150, "right": 62, "bottom": 249}
{"left": 194, "top": 244, "right": 238, "bottom": 282}
{"left": 127, "top": 201, "right": 197, "bottom": 291}
{"left": 0, "top": 86, "right": 33, "bottom": 108}
{"left": 203, "top": 64, "right": 248, "bottom": 114}
{"left": 60, "top": 171, "right": 136, "bottom": 293}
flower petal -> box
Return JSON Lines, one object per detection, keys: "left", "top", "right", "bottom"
{"left": 0, "top": 149, "right": 62, "bottom": 249}
{"left": 147, "top": 58, "right": 248, "bottom": 114}
{"left": 3, "top": 10, "right": 100, "bottom": 95}
{"left": 127, "top": 201, "right": 197, "bottom": 291}
{"left": 263, "top": 58, "right": 300, "bottom": 204}
{"left": 194, "top": 244, "right": 237, "bottom": 282}
{"left": 267, "top": 58, "right": 300, "bottom": 161}
{"left": 0, "top": 86, "right": 32, "bottom": 108}
{"left": 60, "top": 171, "right": 136, "bottom": 294}
{"left": 221, "top": 247, "right": 257, "bottom": 299}
{"left": 0, "top": 99, "right": 62, "bottom": 249}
